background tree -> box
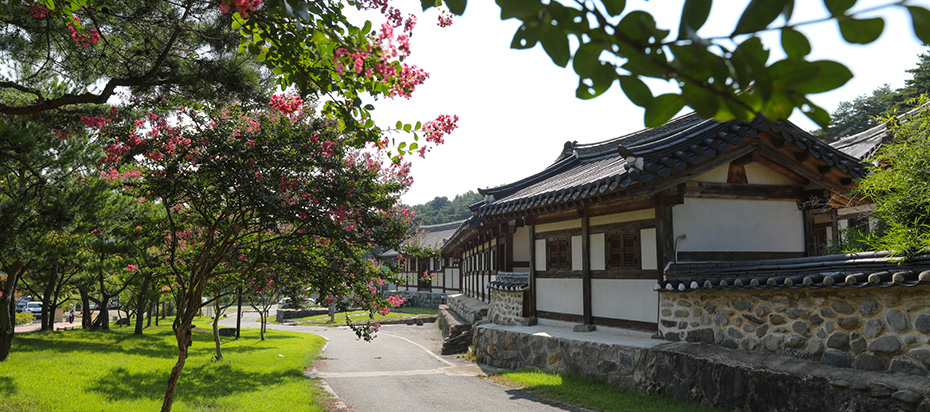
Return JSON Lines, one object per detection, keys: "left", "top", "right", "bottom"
{"left": 853, "top": 105, "right": 930, "bottom": 256}
{"left": 409, "top": 190, "right": 483, "bottom": 225}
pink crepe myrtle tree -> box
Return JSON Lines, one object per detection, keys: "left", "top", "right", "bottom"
{"left": 92, "top": 97, "right": 429, "bottom": 412}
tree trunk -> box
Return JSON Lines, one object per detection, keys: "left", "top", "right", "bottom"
{"left": 135, "top": 274, "right": 152, "bottom": 335}
{"left": 212, "top": 299, "right": 222, "bottom": 360}
{"left": 161, "top": 322, "right": 192, "bottom": 412}
{"left": 235, "top": 287, "right": 241, "bottom": 339}
{"left": 41, "top": 258, "right": 58, "bottom": 331}
{"left": 79, "top": 287, "right": 92, "bottom": 329}
{"left": 155, "top": 295, "right": 160, "bottom": 326}
{"left": 0, "top": 262, "right": 24, "bottom": 362}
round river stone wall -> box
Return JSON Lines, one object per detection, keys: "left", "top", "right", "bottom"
{"left": 658, "top": 285, "right": 930, "bottom": 375}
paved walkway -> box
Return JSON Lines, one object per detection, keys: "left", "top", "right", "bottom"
{"left": 14, "top": 320, "right": 82, "bottom": 333}
{"left": 219, "top": 312, "right": 582, "bottom": 412}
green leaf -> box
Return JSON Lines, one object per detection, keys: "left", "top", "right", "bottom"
{"left": 272, "top": 66, "right": 283, "bottom": 75}
{"left": 760, "top": 91, "right": 794, "bottom": 121}
{"left": 415, "top": 121, "right": 422, "bottom": 130}
{"left": 908, "top": 6, "right": 930, "bottom": 45}
{"left": 446, "top": 0, "right": 467, "bottom": 15}
{"left": 497, "top": 0, "right": 543, "bottom": 20}
{"left": 396, "top": 121, "right": 403, "bottom": 129}
{"left": 510, "top": 23, "right": 540, "bottom": 49}
{"left": 678, "top": 0, "right": 712, "bottom": 40}
{"left": 421, "top": 0, "right": 441, "bottom": 11}
{"left": 782, "top": 0, "right": 795, "bottom": 22}
{"left": 409, "top": 142, "right": 418, "bottom": 151}
{"left": 617, "top": 11, "right": 667, "bottom": 43}
{"left": 681, "top": 83, "right": 719, "bottom": 118}
{"left": 800, "top": 60, "right": 853, "bottom": 93}
{"left": 733, "top": 0, "right": 785, "bottom": 35}
{"left": 576, "top": 64, "right": 616, "bottom": 99}
{"left": 573, "top": 42, "right": 605, "bottom": 78}
{"left": 403, "top": 124, "right": 412, "bottom": 132}
{"left": 618, "top": 75, "right": 653, "bottom": 107}
{"left": 644, "top": 94, "right": 684, "bottom": 128}
{"left": 824, "top": 0, "right": 855, "bottom": 17}
{"left": 539, "top": 20, "right": 570, "bottom": 67}
{"left": 729, "top": 37, "right": 771, "bottom": 96}
{"left": 780, "top": 28, "right": 810, "bottom": 58}
{"left": 364, "top": 104, "right": 375, "bottom": 110}
{"left": 802, "top": 100, "right": 831, "bottom": 127}
{"left": 838, "top": 17, "right": 884, "bottom": 44}
{"left": 602, "top": 0, "right": 626, "bottom": 17}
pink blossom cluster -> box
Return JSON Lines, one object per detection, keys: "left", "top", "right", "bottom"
{"left": 321, "top": 140, "right": 336, "bottom": 158}
{"left": 389, "top": 64, "right": 427, "bottom": 99}
{"left": 126, "top": 264, "right": 138, "bottom": 272}
{"left": 52, "top": 129, "right": 71, "bottom": 140}
{"left": 90, "top": 228, "right": 101, "bottom": 236}
{"left": 218, "top": 0, "right": 263, "bottom": 18}
{"left": 422, "top": 114, "right": 458, "bottom": 145}
{"left": 99, "top": 168, "right": 142, "bottom": 183}
{"left": 81, "top": 116, "right": 111, "bottom": 130}
{"left": 386, "top": 294, "right": 406, "bottom": 307}
{"left": 67, "top": 16, "right": 100, "bottom": 47}
{"left": 269, "top": 94, "right": 303, "bottom": 117}
{"left": 30, "top": 3, "right": 49, "bottom": 19}
{"left": 437, "top": 12, "right": 454, "bottom": 27}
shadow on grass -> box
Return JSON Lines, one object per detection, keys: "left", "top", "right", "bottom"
{"left": 85, "top": 361, "right": 297, "bottom": 404}
{"left": 0, "top": 376, "right": 17, "bottom": 397}
{"left": 12, "top": 330, "right": 175, "bottom": 359}
{"left": 504, "top": 388, "right": 580, "bottom": 411}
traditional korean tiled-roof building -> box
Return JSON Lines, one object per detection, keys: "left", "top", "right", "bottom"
{"left": 443, "top": 112, "right": 868, "bottom": 330}
{"left": 392, "top": 220, "right": 465, "bottom": 293}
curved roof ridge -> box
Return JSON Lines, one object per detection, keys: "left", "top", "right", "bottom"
{"left": 479, "top": 153, "right": 580, "bottom": 198}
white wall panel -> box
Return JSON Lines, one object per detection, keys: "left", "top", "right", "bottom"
{"left": 673, "top": 198, "right": 804, "bottom": 252}
{"left": 591, "top": 279, "right": 658, "bottom": 323}
{"left": 536, "top": 278, "right": 583, "bottom": 315}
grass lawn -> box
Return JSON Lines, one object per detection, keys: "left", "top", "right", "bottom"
{"left": 286, "top": 309, "right": 423, "bottom": 326}
{"left": 492, "top": 368, "right": 720, "bottom": 412}
{"left": 1, "top": 317, "right": 329, "bottom": 412}
{"left": 393, "top": 307, "right": 438, "bottom": 315}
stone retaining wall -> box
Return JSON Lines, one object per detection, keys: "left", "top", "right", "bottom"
{"left": 657, "top": 285, "right": 930, "bottom": 376}
{"left": 447, "top": 293, "right": 487, "bottom": 324}
{"left": 275, "top": 308, "right": 332, "bottom": 322}
{"left": 488, "top": 289, "right": 530, "bottom": 326}
{"left": 475, "top": 324, "right": 930, "bottom": 411}
{"left": 388, "top": 290, "right": 446, "bottom": 309}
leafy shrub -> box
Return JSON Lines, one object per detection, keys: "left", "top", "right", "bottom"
{"left": 14, "top": 312, "right": 34, "bottom": 326}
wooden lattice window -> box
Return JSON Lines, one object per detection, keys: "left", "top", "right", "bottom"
{"left": 547, "top": 238, "right": 571, "bottom": 270}
{"left": 607, "top": 231, "right": 639, "bottom": 270}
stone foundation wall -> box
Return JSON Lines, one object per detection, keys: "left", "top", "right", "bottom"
{"left": 275, "top": 308, "right": 331, "bottom": 322}
{"left": 475, "top": 324, "right": 930, "bottom": 411}
{"left": 447, "top": 293, "right": 487, "bottom": 323}
{"left": 488, "top": 289, "right": 530, "bottom": 326}
{"left": 387, "top": 290, "right": 446, "bottom": 309}
{"left": 658, "top": 285, "right": 930, "bottom": 375}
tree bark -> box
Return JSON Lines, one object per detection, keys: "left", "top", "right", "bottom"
{"left": 212, "top": 299, "right": 222, "bottom": 360}
{"left": 0, "top": 262, "right": 25, "bottom": 362}
{"left": 41, "top": 258, "right": 58, "bottom": 331}
{"left": 161, "top": 322, "right": 192, "bottom": 412}
{"left": 235, "top": 287, "right": 241, "bottom": 339}
{"left": 79, "top": 287, "right": 92, "bottom": 329}
{"left": 135, "top": 273, "right": 152, "bottom": 335}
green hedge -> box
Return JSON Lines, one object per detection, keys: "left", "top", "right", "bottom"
{"left": 14, "top": 312, "right": 34, "bottom": 326}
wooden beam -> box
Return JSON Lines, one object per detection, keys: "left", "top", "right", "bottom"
{"left": 582, "top": 211, "right": 592, "bottom": 326}
{"left": 654, "top": 201, "right": 674, "bottom": 281}
{"left": 727, "top": 163, "right": 748, "bottom": 183}
{"left": 528, "top": 219, "right": 537, "bottom": 318}
{"left": 683, "top": 181, "right": 805, "bottom": 200}
{"left": 756, "top": 146, "right": 851, "bottom": 195}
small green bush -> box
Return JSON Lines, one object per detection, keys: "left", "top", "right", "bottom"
{"left": 14, "top": 312, "right": 34, "bottom": 326}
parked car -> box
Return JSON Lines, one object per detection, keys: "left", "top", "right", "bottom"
{"left": 15, "top": 300, "right": 28, "bottom": 313}
{"left": 24, "top": 301, "right": 43, "bottom": 320}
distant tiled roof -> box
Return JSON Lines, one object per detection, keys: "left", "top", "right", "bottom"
{"left": 470, "top": 112, "right": 865, "bottom": 218}
{"left": 659, "top": 251, "right": 930, "bottom": 292}
{"left": 829, "top": 104, "right": 928, "bottom": 160}
{"left": 488, "top": 272, "right": 530, "bottom": 291}
{"left": 404, "top": 220, "right": 466, "bottom": 250}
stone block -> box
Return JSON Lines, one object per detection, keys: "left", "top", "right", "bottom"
{"left": 755, "top": 305, "right": 771, "bottom": 317}
{"left": 911, "top": 348, "right": 930, "bottom": 367}
{"left": 742, "top": 313, "right": 764, "bottom": 324}
{"left": 832, "top": 301, "right": 855, "bottom": 314}
{"left": 674, "top": 309, "right": 690, "bottom": 318}
{"left": 685, "top": 328, "right": 714, "bottom": 344}
{"left": 852, "top": 353, "right": 887, "bottom": 371}
{"left": 820, "top": 307, "right": 836, "bottom": 318}
{"left": 786, "top": 308, "right": 810, "bottom": 319}
{"left": 809, "top": 314, "right": 824, "bottom": 325}
{"left": 596, "top": 360, "right": 618, "bottom": 374}
{"left": 863, "top": 318, "right": 885, "bottom": 338}
{"left": 837, "top": 316, "right": 861, "bottom": 330}
{"left": 784, "top": 334, "right": 805, "bottom": 349}
{"left": 826, "top": 332, "right": 849, "bottom": 350}
{"left": 755, "top": 324, "right": 768, "bottom": 339}
{"left": 732, "top": 300, "right": 751, "bottom": 311}
{"left": 850, "top": 337, "right": 867, "bottom": 354}
{"left": 892, "top": 389, "right": 924, "bottom": 405}
{"left": 887, "top": 309, "right": 910, "bottom": 332}
{"left": 727, "top": 327, "right": 743, "bottom": 339}
{"left": 890, "top": 359, "right": 929, "bottom": 376}
{"left": 868, "top": 335, "right": 902, "bottom": 355}
{"left": 713, "top": 311, "right": 729, "bottom": 326}
{"left": 821, "top": 352, "right": 853, "bottom": 368}
{"left": 769, "top": 314, "right": 786, "bottom": 325}
{"left": 791, "top": 321, "right": 810, "bottom": 335}
{"left": 916, "top": 314, "right": 930, "bottom": 334}
{"left": 859, "top": 298, "right": 880, "bottom": 317}
{"left": 869, "top": 382, "right": 895, "bottom": 398}
{"left": 806, "top": 340, "right": 824, "bottom": 357}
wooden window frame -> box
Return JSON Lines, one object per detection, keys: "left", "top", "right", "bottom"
{"left": 546, "top": 237, "right": 571, "bottom": 271}
{"left": 606, "top": 230, "right": 640, "bottom": 270}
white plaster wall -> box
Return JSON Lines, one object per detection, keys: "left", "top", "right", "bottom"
{"left": 591, "top": 279, "right": 659, "bottom": 323}
{"left": 514, "top": 227, "right": 530, "bottom": 262}
{"left": 674, "top": 198, "right": 804, "bottom": 252}
{"left": 535, "top": 239, "right": 547, "bottom": 270}
{"left": 590, "top": 233, "right": 606, "bottom": 270}
{"left": 745, "top": 163, "right": 800, "bottom": 185}
{"left": 536, "top": 278, "right": 583, "bottom": 315}
{"left": 640, "top": 228, "right": 658, "bottom": 270}
{"left": 591, "top": 209, "right": 655, "bottom": 227}
{"left": 691, "top": 164, "right": 729, "bottom": 183}
{"left": 536, "top": 219, "right": 582, "bottom": 233}
{"left": 571, "top": 235, "right": 583, "bottom": 271}
{"left": 450, "top": 268, "right": 459, "bottom": 289}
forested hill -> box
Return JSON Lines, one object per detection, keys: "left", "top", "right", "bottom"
{"left": 815, "top": 48, "right": 930, "bottom": 141}
{"left": 409, "top": 191, "right": 483, "bottom": 226}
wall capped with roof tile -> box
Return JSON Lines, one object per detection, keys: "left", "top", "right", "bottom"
{"left": 488, "top": 289, "right": 529, "bottom": 326}
{"left": 658, "top": 286, "right": 930, "bottom": 375}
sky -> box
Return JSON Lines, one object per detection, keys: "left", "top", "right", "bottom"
{"left": 358, "top": 1, "right": 930, "bottom": 206}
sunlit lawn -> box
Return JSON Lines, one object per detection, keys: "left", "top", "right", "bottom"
{"left": 492, "top": 368, "right": 721, "bottom": 412}
{"left": 1, "top": 317, "right": 328, "bottom": 412}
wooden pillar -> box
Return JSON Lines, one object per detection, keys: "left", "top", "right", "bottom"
{"left": 505, "top": 227, "right": 514, "bottom": 272}
{"left": 803, "top": 209, "right": 816, "bottom": 257}
{"left": 655, "top": 202, "right": 674, "bottom": 280}
{"left": 581, "top": 211, "right": 592, "bottom": 326}
{"left": 527, "top": 217, "right": 537, "bottom": 318}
